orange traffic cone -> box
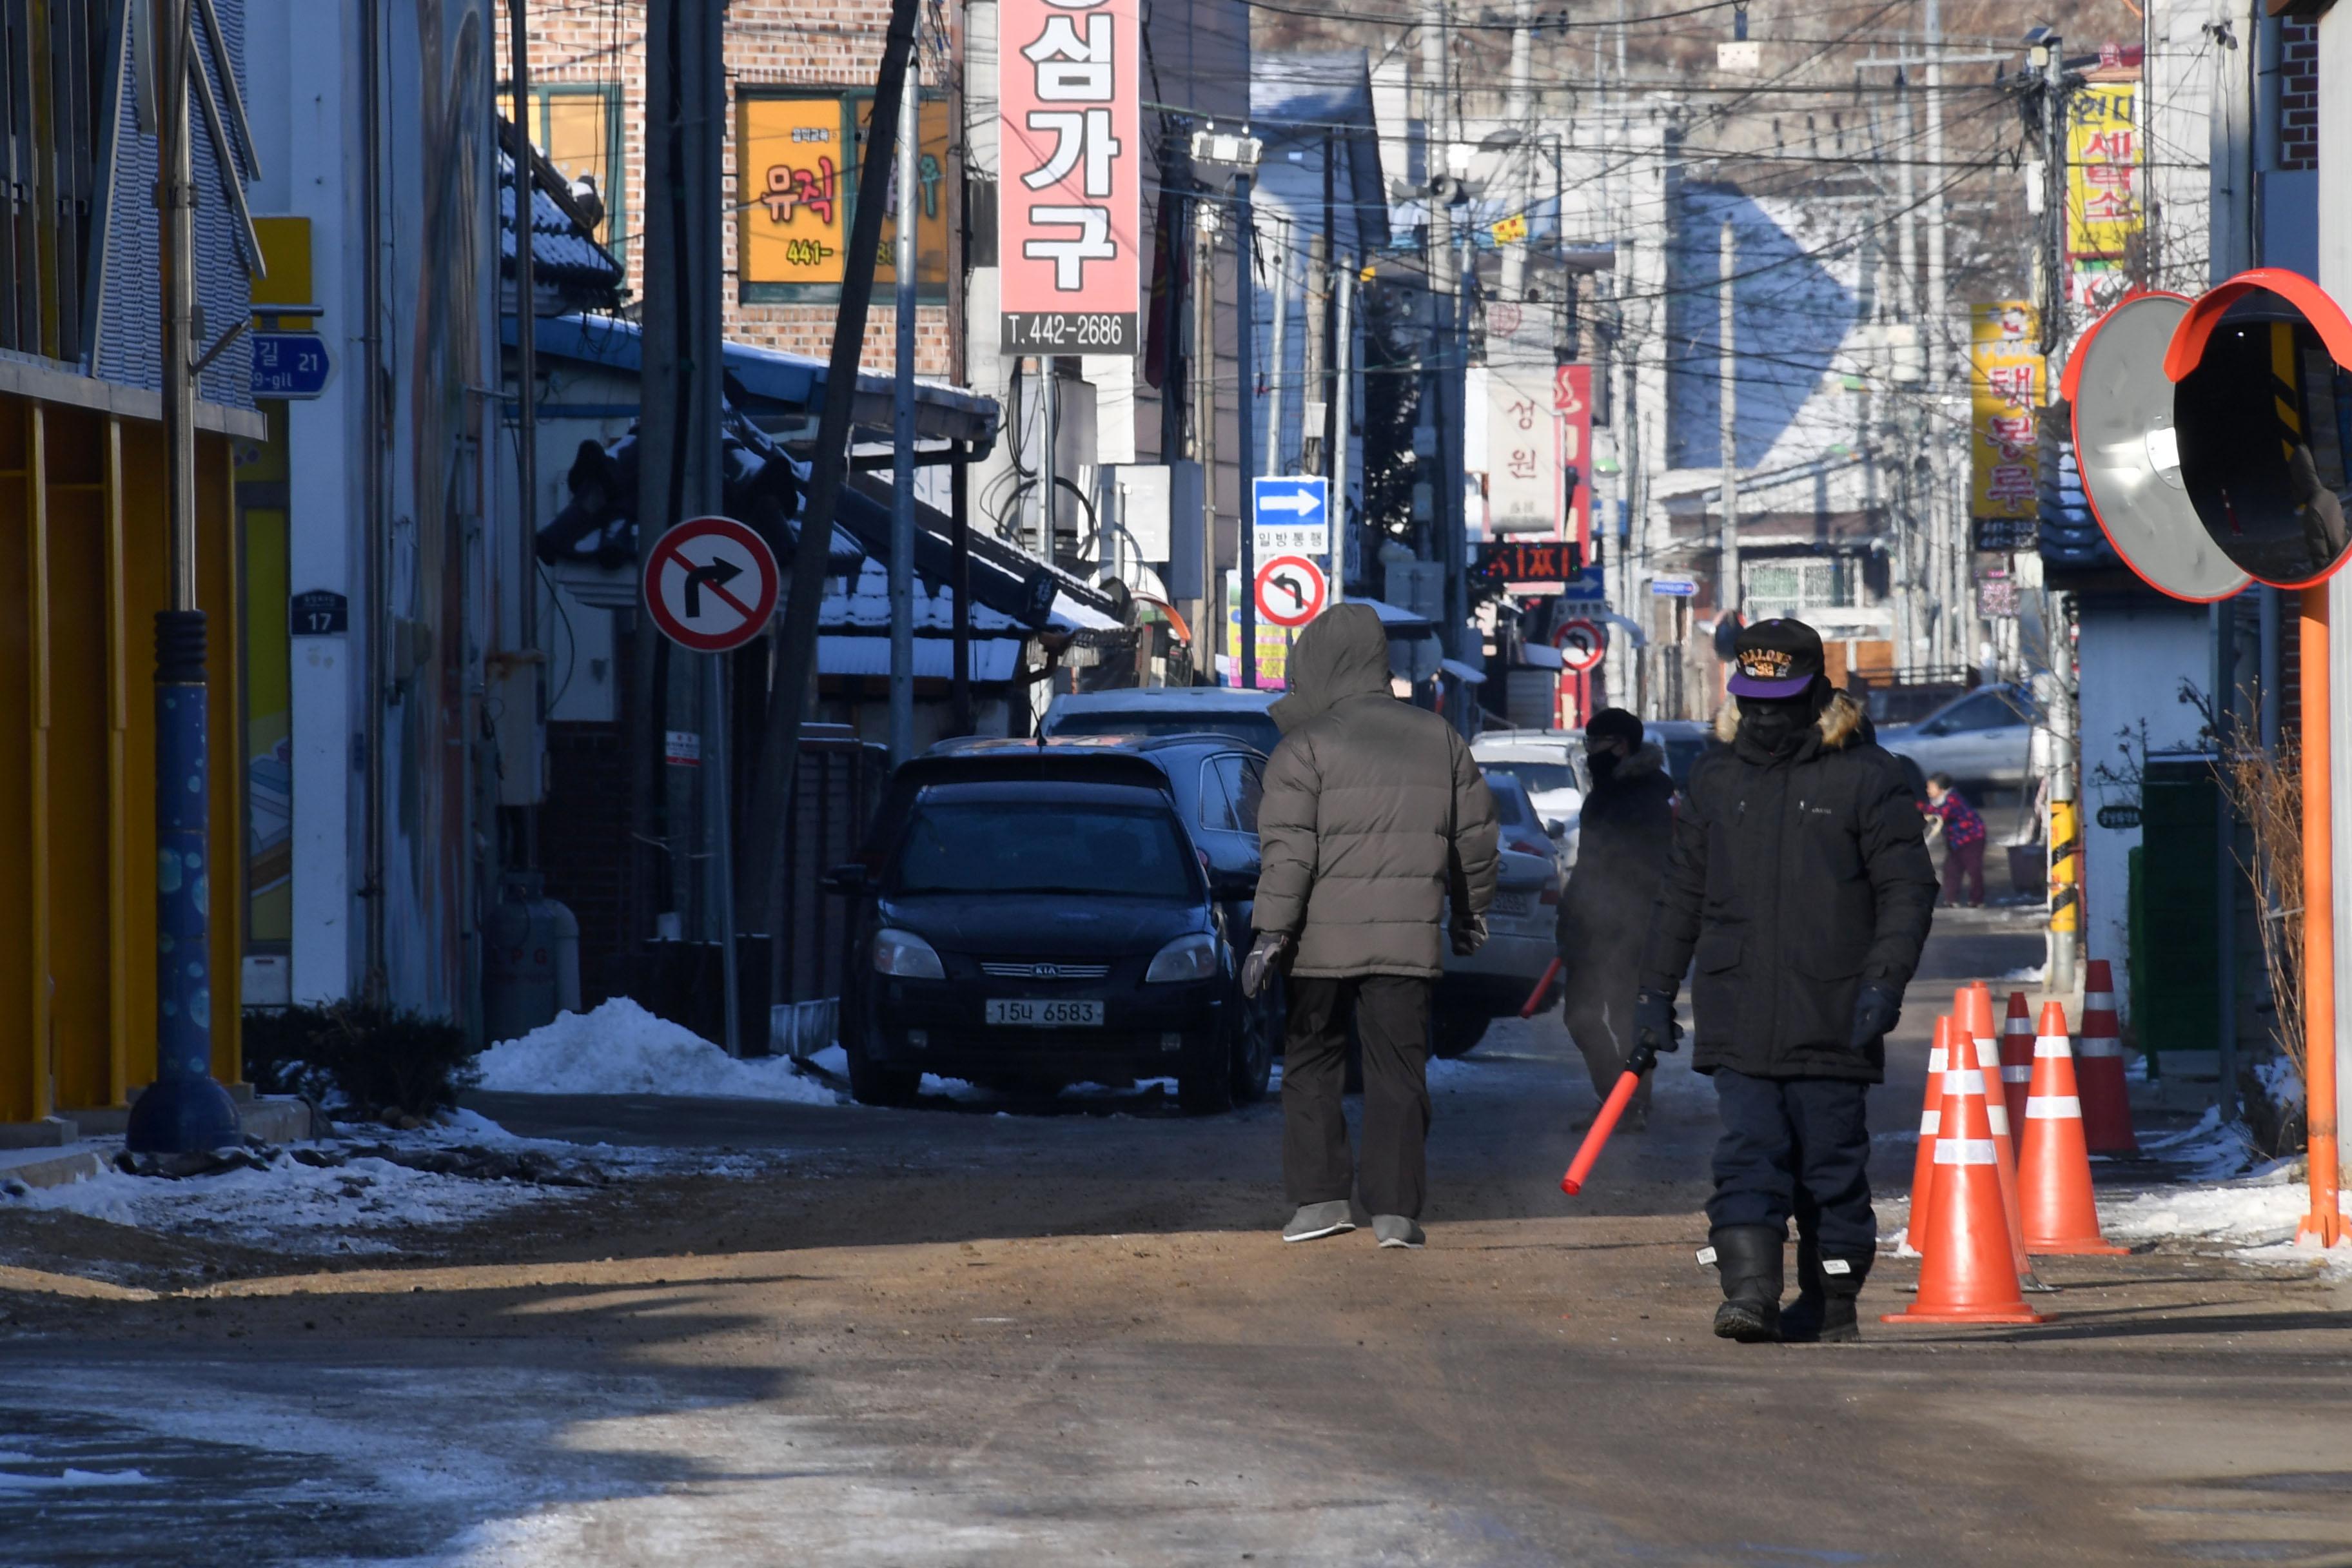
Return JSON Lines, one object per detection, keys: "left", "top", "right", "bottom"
{"left": 1959, "top": 984, "right": 2034, "bottom": 1280}
{"left": 2019, "top": 1001, "right": 2128, "bottom": 1255}
{"left": 1883, "top": 1043, "right": 2050, "bottom": 1326}
{"left": 2076, "top": 959, "right": 2138, "bottom": 1154}
{"left": 1901, "top": 1016, "right": 1954, "bottom": 1255}
{"left": 1999, "top": 990, "right": 2035, "bottom": 1132}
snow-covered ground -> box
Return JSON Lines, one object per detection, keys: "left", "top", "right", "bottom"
{"left": 478, "top": 999, "right": 843, "bottom": 1104}
{"left": 0, "top": 1110, "right": 781, "bottom": 1259}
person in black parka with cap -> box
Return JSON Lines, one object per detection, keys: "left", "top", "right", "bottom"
{"left": 1632, "top": 618, "right": 1937, "bottom": 1344}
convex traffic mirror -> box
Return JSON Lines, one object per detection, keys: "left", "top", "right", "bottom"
{"left": 2165, "top": 270, "right": 2352, "bottom": 590}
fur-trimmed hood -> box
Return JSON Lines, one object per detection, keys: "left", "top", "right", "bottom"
{"left": 1712, "top": 688, "right": 1867, "bottom": 749}
{"left": 1607, "top": 741, "right": 1669, "bottom": 781}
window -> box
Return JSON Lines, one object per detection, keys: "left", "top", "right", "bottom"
{"left": 1743, "top": 558, "right": 1854, "bottom": 623}
{"left": 1934, "top": 692, "right": 2018, "bottom": 732}
{"left": 1197, "top": 759, "right": 1239, "bottom": 832}
{"left": 738, "top": 90, "right": 951, "bottom": 302}
{"left": 498, "top": 84, "right": 627, "bottom": 261}
{"left": 1207, "top": 754, "right": 1262, "bottom": 834}
{"left": 892, "top": 801, "right": 1197, "bottom": 898}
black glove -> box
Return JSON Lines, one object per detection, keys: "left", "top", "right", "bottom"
{"left": 1451, "top": 913, "right": 1489, "bottom": 957}
{"left": 1241, "top": 932, "right": 1293, "bottom": 998}
{"left": 1634, "top": 987, "right": 1681, "bottom": 1057}
{"left": 1850, "top": 985, "right": 1902, "bottom": 1049}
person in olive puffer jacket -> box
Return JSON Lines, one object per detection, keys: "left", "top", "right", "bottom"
{"left": 1636, "top": 618, "right": 1936, "bottom": 1344}
{"left": 1242, "top": 603, "right": 1500, "bottom": 1251}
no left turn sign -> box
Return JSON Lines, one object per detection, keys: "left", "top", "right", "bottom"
{"left": 1556, "top": 618, "right": 1605, "bottom": 672}
{"left": 1253, "top": 554, "right": 1328, "bottom": 628}
{"left": 643, "top": 515, "right": 780, "bottom": 653}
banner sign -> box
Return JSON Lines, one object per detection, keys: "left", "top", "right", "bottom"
{"left": 1555, "top": 364, "right": 1594, "bottom": 554}
{"left": 999, "top": 0, "right": 1142, "bottom": 355}
{"left": 1485, "top": 362, "right": 1558, "bottom": 534}
{"left": 1968, "top": 302, "right": 2044, "bottom": 522}
{"left": 741, "top": 97, "right": 850, "bottom": 288}
{"left": 2066, "top": 83, "right": 2142, "bottom": 262}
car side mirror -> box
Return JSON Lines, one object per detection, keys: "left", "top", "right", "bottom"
{"left": 819, "top": 863, "right": 869, "bottom": 896}
{"left": 1920, "top": 720, "right": 1948, "bottom": 736}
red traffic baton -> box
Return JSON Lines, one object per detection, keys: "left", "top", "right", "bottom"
{"left": 1560, "top": 1069, "right": 1645, "bottom": 1195}
{"left": 1519, "top": 958, "right": 1563, "bottom": 1019}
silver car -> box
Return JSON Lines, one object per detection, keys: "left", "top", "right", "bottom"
{"left": 1876, "top": 685, "right": 2038, "bottom": 793}
{"left": 1433, "top": 771, "right": 1563, "bottom": 1057}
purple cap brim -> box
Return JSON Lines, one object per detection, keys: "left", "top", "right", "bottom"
{"left": 1727, "top": 671, "right": 1814, "bottom": 699}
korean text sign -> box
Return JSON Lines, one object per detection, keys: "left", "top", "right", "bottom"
{"left": 2066, "top": 84, "right": 2141, "bottom": 261}
{"left": 999, "top": 0, "right": 1142, "bottom": 355}
{"left": 1969, "top": 302, "right": 2044, "bottom": 522}
{"left": 1555, "top": 364, "right": 1594, "bottom": 553}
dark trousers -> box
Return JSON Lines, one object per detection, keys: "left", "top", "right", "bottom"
{"left": 1564, "top": 980, "right": 1652, "bottom": 1118}
{"left": 1706, "top": 1069, "right": 1876, "bottom": 1259}
{"left": 1941, "top": 838, "right": 1985, "bottom": 906}
{"left": 1283, "top": 975, "right": 1431, "bottom": 1219}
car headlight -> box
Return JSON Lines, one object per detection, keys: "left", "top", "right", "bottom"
{"left": 872, "top": 928, "right": 946, "bottom": 979}
{"left": 1145, "top": 932, "right": 1220, "bottom": 983}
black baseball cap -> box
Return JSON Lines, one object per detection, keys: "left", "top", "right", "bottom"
{"left": 1727, "top": 617, "right": 1825, "bottom": 699}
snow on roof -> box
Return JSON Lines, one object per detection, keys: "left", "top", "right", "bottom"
{"left": 823, "top": 558, "right": 1024, "bottom": 634}
{"left": 819, "top": 636, "right": 1022, "bottom": 682}
{"left": 1049, "top": 687, "right": 1280, "bottom": 714}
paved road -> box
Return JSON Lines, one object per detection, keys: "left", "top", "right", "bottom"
{"left": 5, "top": 906, "right": 2350, "bottom": 1566}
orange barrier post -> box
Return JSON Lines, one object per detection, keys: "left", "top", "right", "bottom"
{"left": 1901, "top": 1015, "right": 1953, "bottom": 1255}
{"left": 1961, "top": 983, "right": 2034, "bottom": 1280}
{"left": 2000, "top": 990, "right": 2035, "bottom": 1132}
{"left": 1882, "top": 1039, "right": 2048, "bottom": 1326}
{"left": 2075, "top": 960, "right": 2139, "bottom": 1154}
{"left": 2298, "top": 587, "right": 2344, "bottom": 1248}
{"left": 1520, "top": 957, "right": 1563, "bottom": 1019}
{"left": 2019, "top": 1001, "right": 2128, "bottom": 1255}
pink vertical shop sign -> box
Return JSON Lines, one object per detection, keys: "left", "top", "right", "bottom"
{"left": 998, "top": 0, "right": 1143, "bottom": 355}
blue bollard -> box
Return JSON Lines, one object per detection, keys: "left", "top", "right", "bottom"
{"left": 126, "top": 609, "right": 241, "bottom": 1153}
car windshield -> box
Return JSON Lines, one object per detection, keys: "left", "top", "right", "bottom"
{"left": 1480, "top": 772, "right": 1537, "bottom": 828}
{"left": 892, "top": 801, "right": 1199, "bottom": 899}
{"left": 1048, "top": 709, "right": 1284, "bottom": 756}
{"left": 1481, "top": 760, "right": 1580, "bottom": 796}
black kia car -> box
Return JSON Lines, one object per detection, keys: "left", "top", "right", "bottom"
{"left": 823, "top": 737, "right": 1278, "bottom": 1113}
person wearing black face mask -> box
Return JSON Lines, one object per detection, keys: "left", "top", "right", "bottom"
{"left": 1632, "top": 619, "right": 1937, "bottom": 1344}
{"left": 1554, "top": 707, "right": 1678, "bottom": 1129}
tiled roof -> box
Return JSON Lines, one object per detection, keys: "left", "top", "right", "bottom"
{"left": 498, "top": 142, "right": 624, "bottom": 304}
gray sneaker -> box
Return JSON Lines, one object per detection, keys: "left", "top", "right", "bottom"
{"left": 1371, "top": 1215, "right": 1425, "bottom": 1249}
{"left": 1282, "top": 1200, "right": 1357, "bottom": 1242}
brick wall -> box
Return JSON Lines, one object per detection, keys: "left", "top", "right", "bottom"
{"left": 2278, "top": 19, "right": 2318, "bottom": 172}
{"left": 503, "top": 0, "right": 960, "bottom": 379}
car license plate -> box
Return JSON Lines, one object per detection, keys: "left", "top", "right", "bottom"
{"left": 1491, "top": 891, "right": 1533, "bottom": 918}
{"left": 985, "top": 999, "right": 1104, "bottom": 1028}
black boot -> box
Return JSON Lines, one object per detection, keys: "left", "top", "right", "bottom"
{"left": 1709, "top": 1226, "right": 1784, "bottom": 1343}
{"left": 1781, "top": 1239, "right": 1871, "bottom": 1344}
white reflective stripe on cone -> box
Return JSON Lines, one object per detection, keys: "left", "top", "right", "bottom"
{"left": 2078, "top": 1040, "right": 2123, "bottom": 1057}
{"left": 2025, "top": 1096, "right": 2082, "bottom": 1119}
{"left": 2004, "top": 1021, "right": 2032, "bottom": 1036}
{"left": 1986, "top": 1104, "right": 2011, "bottom": 1135}
{"left": 1975, "top": 1040, "right": 2001, "bottom": 1066}
{"left": 2084, "top": 992, "right": 2115, "bottom": 1008}
{"left": 1942, "top": 1070, "right": 1988, "bottom": 1095}
{"left": 1927, "top": 1048, "right": 1947, "bottom": 1072}
{"left": 1919, "top": 1110, "right": 1941, "bottom": 1134}
{"left": 2002, "top": 1066, "right": 2033, "bottom": 1082}
{"left": 2035, "top": 1036, "right": 2072, "bottom": 1057}
{"left": 1934, "top": 1138, "right": 1999, "bottom": 1164}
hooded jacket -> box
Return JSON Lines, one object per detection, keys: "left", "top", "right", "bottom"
{"left": 1638, "top": 690, "right": 1937, "bottom": 1081}
{"left": 1252, "top": 604, "right": 1501, "bottom": 978}
{"left": 1555, "top": 741, "right": 1677, "bottom": 977}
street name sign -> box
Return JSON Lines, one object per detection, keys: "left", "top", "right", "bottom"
{"left": 1253, "top": 554, "right": 1327, "bottom": 628}
{"left": 643, "top": 515, "right": 781, "bottom": 652}
{"left": 251, "top": 332, "right": 333, "bottom": 398}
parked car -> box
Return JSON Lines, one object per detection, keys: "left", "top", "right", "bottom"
{"left": 1875, "top": 683, "right": 2038, "bottom": 794}
{"left": 825, "top": 737, "right": 1279, "bottom": 1113}
{"left": 1041, "top": 687, "right": 1283, "bottom": 755}
{"left": 1645, "top": 719, "right": 1718, "bottom": 790}
{"left": 1471, "top": 729, "right": 1589, "bottom": 871}
{"left": 1433, "top": 771, "right": 1562, "bottom": 1058}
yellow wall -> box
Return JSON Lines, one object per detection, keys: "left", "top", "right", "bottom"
{"left": 0, "top": 392, "right": 244, "bottom": 1123}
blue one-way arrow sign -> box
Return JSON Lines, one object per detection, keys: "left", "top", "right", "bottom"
{"left": 1251, "top": 475, "right": 1329, "bottom": 553}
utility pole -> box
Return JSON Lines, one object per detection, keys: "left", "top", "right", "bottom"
{"left": 640, "top": 0, "right": 732, "bottom": 1048}
{"left": 128, "top": 0, "right": 240, "bottom": 1151}
{"left": 740, "top": 0, "right": 923, "bottom": 994}
{"left": 1423, "top": 0, "right": 1466, "bottom": 662}
{"left": 888, "top": 55, "right": 918, "bottom": 766}
{"left": 1329, "top": 266, "right": 1354, "bottom": 603}
{"left": 1302, "top": 228, "right": 1328, "bottom": 476}
{"left": 507, "top": 0, "right": 541, "bottom": 872}
{"left": 1264, "top": 211, "right": 1288, "bottom": 475}
{"left": 1237, "top": 175, "right": 1259, "bottom": 686}
{"left": 1499, "top": 0, "right": 1534, "bottom": 301}
{"left": 1923, "top": 0, "right": 1957, "bottom": 672}
{"left": 1718, "top": 219, "right": 1740, "bottom": 626}
{"left": 1194, "top": 202, "right": 1219, "bottom": 672}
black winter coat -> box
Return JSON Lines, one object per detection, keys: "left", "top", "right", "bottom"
{"left": 1555, "top": 743, "right": 1677, "bottom": 985}
{"left": 1639, "top": 692, "right": 1937, "bottom": 1082}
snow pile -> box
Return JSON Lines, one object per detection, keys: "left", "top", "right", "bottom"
{"left": 1998, "top": 963, "right": 2045, "bottom": 983}
{"left": 2135, "top": 1106, "right": 2257, "bottom": 1181}
{"left": 2101, "top": 1177, "right": 2324, "bottom": 1251}
{"left": 477, "top": 999, "right": 842, "bottom": 1104}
